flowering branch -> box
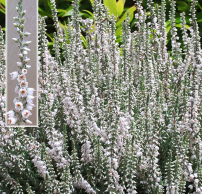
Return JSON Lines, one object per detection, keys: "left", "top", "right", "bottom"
{"left": 7, "top": 0, "right": 35, "bottom": 125}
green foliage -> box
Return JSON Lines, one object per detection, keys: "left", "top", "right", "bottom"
{"left": 0, "top": 0, "right": 5, "bottom": 32}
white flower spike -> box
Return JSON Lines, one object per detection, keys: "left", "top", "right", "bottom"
{"left": 6, "top": 0, "right": 35, "bottom": 125}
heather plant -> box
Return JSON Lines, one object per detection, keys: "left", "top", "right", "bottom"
{"left": 6, "top": 0, "right": 35, "bottom": 126}
{"left": 1, "top": 0, "right": 202, "bottom": 193}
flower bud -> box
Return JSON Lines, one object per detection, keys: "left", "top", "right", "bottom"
{"left": 25, "top": 119, "right": 32, "bottom": 124}
{"left": 13, "top": 17, "right": 18, "bottom": 21}
{"left": 12, "top": 38, "right": 18, "bottom": 43}
{"left": 23, "top": 47, "right": 31, "bottom": 51}
{"left": 23, "top": 50, "right": 28, "bottom": 55}
{"left": 24, "top": 58, "right": 30, "bottom": 62}
{"left": 23, "top": 41, "right": 32, "bottom": 46}
{"left": 22, "top": 10, "right": 26, "bottom": 16}
{"left": 24, "top": 32, "right": 31, "bottom": 36}
{"left": 20, "top": 24, "right": 24, "bottom": 30}
{"left": 19, "top": 53, "right": 23, "bottom": 58}
{"left": 20, "top": 31, "right": 23, "bottom": 37}
{"left": 21, "top": 17, "right": 25, "bottom": 23}
{"left": 13, "top": 23, "right": 18, "bottom": 27}
{"left": 17, "top": 62, "right": 22, "bottom": 67}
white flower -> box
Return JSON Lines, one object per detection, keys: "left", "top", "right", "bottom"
{"left": 1, "top": 127, "right": 6, "bottom": 132}
{"left": 27, "top": 88, "right": 35, "bottom": 95}
{"left": 35, "top": 161, "right": 44, "bottom": 168}
{"left": 21, "top": 69, "right": 27, "bottom": 75}
{"left": 156, "top": 177, "right": 161, "bottom": 182}
{"left": 17, "top": 62, "right": 22, "bottom": 67}
{"left": 190, "top": 174, "right": 194, "bottom": 179}
{"left": 22, "top": 109, "right": 32, "bottom": 118}
{"left": 195, "top": 179, "right": 199, "bottom": 184}
{"left": 136, "top": 151, "right": 142, "bottom": 157}
{"left": 113, "top": 158, "right": 118, "bottom": 169}
{"left": 17, "top": 74, "right": 25, "bottom": 81}
{"left": 10, "top": 71, "right": 18, "bottom": 80}
{"left": 27, "top": 95, "right": 34, "bottom": 104}
{"left": 19, "top": 53, "right": 23, "bottom": 58}
{"left": 7, "top": 110, "right": 15, "bottom": 118}
{"left": 24, "top": 57, "right": 30, "bottom": 62}
{"left": 8, "top": 117, "right": 17, "bottom": 124}
{"left": 188, "top": 165, "right": 193, "bottom": 173}
{"left": 19, "top": 88, "right": 27, "bottom": 97}
{"left": 26, "top": 103, "right": 35, "bottom": 111}
{"left": 15, "top": 102, "right": 23, "bottom": 111}
{"left": 13, "top": 97, "right": 20, "bottom": 105}
{"left": 0, "top": 121, "right": 5, "bottom": 127}
{"left": 26, "top": 65, "right": 31, "bottom": 68}
{"left": 188, "top": 185, "right": 193, "bottom": 189}
{"left": 20, "top": 80, "right": 28, "bottom": 88}
{"left": 194, "top": 173, "right": 198, "bottom": 178}
{"left": 15, "top": 85, "right": 20, "bottom": 93}
{"left": 22, "top": 50, "right": 28, "bottom": 55}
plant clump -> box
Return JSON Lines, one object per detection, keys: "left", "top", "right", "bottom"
{"left": 0, "top": 0, "right": 202, "bottom": 193}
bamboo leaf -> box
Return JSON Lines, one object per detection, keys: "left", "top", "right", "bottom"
{"left": 38, "top": 7, "right": 52, "bottom": 18}
{"left": 103, "top": 0, "right": 117, "bottom": 18}
{"left": 166, "top": 25, "right": 171, "bottom": 33}
{"left": 0, "top": 0, "right": 5, "bottom": 14}
{"left": 197, "top": 2, "right": 202, "bottom": 10}
{"left": 47, "top": 42, "right": 54, "bottom": 47}
{"left": 175, "top": 24, "right": 190, "bottom": 29}
{"left": 197, "top": 18, "right": 202, "bottom": 22}
{"left": 116, "top": 0, "right": 124, "bottom": 17}
{"left": 62, "top": 9, "right": 73, "bottom": 17}
{"left": 166, "top": 20, "right": 171, "bottom": 27}
{"left": 0, "top": 8, "right": 5, "bottom": 14}
{"left": 81, "top": 34, "right": 87, "bottom": 48}
{"left": 82, "top": 10, "right": 94, "bottom": 18}
{"left": 176, "top": 1, "right": 189, "bottom": 11}
{"left": 0, "top": 0, "right": 5, "bottom": 6}
{"left": 185, "top": 24, "right": 190, "bottom": 29}
{"left": 46, "top": 33, "right": 54, "bottom": 42}
{"left": 115, "top": 26, "right": 122, "bottom": 37}
{"left": 116, "top": 5, "right": 136, "bottom": 26}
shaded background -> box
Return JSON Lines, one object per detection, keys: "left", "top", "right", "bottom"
{"left": 38, "top": 0, "right": 202, "bottom": 53}
{"left": 6, "top": 0, "right": 38, "bottom": 126}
